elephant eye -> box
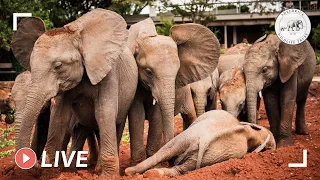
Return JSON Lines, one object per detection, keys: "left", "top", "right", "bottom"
{"left": 145, "top": 68, "right": 153, "bottom": 77}
{"left": 54, "top": 62, "right": 62, "bottom": 71}
{"left": 261, "top": 66, "right": 268, "bottom": 74}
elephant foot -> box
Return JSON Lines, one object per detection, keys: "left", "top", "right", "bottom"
{"left": 31, "top": 162, "right": 42, "bottom": 178}
{"left": 124, "top": 167, "right": 137, "bottom": 176}
{"left": 97, "top": 174, "right": 119, "bottom": 180}
{"left": 295, "top": 125, "right": 309, "bottom": 135}
{"left": 277, "top": 137, "right": 292, "bottom": 148}
{"left": 143, "top": 169, "right": 165, "bottom": 178}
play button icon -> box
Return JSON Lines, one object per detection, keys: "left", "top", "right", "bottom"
{"left": 15, "top": 147, "right": 37, "bottom": 169}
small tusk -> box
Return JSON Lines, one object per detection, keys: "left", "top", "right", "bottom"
{"left": 153, "top": 98, "right": 157, "bottom": 105}
{"left": 51, "top": 97, "right": 56, "bottom": 106}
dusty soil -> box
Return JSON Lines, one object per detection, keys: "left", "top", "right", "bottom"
{"left": 0, "top": 90, "right": 319, "bottom": 179}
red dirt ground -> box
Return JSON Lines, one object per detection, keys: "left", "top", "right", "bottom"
{"left": 1, "top": 89, "right": 319, "bottom": 180}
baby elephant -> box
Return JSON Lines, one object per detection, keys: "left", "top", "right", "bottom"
{"left": 219, "top": 68, "right": 261, "bottom": 121}
{"left": 125, "top": 110, "right": 275, "bottom": 177}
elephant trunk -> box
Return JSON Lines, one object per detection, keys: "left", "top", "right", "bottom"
{"left": 246, "top": 82, "right": 258, "bottom": 124}
{"left": 158, "top": 79, "right": 176, "bottom": 143}
{"left": 16, "top": 85, "right": 47, "bottom": 150}
{"left": 194, "top": 95, "right": 207, "bottom": 117}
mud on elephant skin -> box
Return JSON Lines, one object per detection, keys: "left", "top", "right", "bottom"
{"left": 11, "top": 9, "right": 138, "bottom": 176}
{"left": 243, "top": 34, "right": 316, "bottom": 147}
{"left": 127, "top": 18, "right": 220, "bottom": 164}
{"left": 219, "top": 68, "right": 261, "bottom": 121}
{"left": 125, "top": 110, "right": 276, "bottom": 177}
{"left": 189, "top": 68, "right": 219, "bottom": 117}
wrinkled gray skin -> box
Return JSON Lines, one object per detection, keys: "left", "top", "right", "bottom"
{"left": 11, "top": 9, "right": 138, "bottom": 176}
{"left": 125, "top": 110, "right": 276, "bottom": 177}
{"left": 189, "top": 68, "right": 219, "bottom": 117}
{"left": 217, "top": 54, "right": 245, "bottom": 75}
{"left": 127, "top": 18, "right": 220, "bottom": 164}
{"left": 11, "top": 71, "right": 50, "bottom": 159}
{"left": 219, "top": 68, "right": 261, "bottom": 121}
{"left": 11, "top": 71, "right": 99, "bottom": 169}
{"left": 244, "top": 34, "right": 316, "bottom": 147}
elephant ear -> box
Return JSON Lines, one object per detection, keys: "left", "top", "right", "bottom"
{"left": 127, "top": 18, "right": 157, "bottom": 55}
{"left": 278, "top": 42, "right": 306, "bottom": 83}
{"left": 11, "top": 17, "right": 46, "bottom": 70}
{"left": 64, "top": 9, "right": 128, "bottom": 85}
{"left": 170, "top": 23, "right": 220, "bottom": 88}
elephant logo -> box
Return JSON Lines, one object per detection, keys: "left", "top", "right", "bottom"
{"left": 275, "top": 9, "right": 311, "bottom": 45}
{"left": 280, "top": 20, "right": 303, "bottom": 32}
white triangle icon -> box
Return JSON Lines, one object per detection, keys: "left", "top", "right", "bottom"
{"left": 23, "top": 153, "right": 30, "bottom": 163}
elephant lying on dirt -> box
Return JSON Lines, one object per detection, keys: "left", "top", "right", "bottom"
{"left": 11, "top": 9, "right": 138, "bottom": 176}
{"left": 189, "top": 68, "right": 219, "bottom": 117}
{"left": 125, "top": 110, "right": 276, "bottom": 177}
{"left": 219, "top": 68, "right": 261, "bottom": 121}
{"left": 11, "top": 71, "right": 99, "bottom": 168}
{"left": 127, "top": 18, "right": 220, "bottom": 164}
{"left": 243, "top": 34, "right": 316, "bottom": 147}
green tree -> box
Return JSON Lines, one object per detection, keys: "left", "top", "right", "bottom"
{"left": 159, "top": 0, "right": 216, "bottom": 26}
{"left": 312, "top": 24, "right": 320, "bottom": 50}
{"left": 156, "top": 17, "right": 174, "bottom": 36}
{"left": 108, "top": 0, "right": 154, "bottom": 16}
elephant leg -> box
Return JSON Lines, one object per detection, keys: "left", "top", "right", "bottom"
{"left": 262, "top": 84, "right": 280, "bottom": 143}
{"left": 206, "top": 89, "right": 217, "bottom": 111}
{"left": 87, "top": 132, "right": 99, "bottom": 166}
{"left": 145, "top": 156, "right": 197, "bottom": 177}
{"left": 46, "top": 94, "right": 72, "bottom": 164}
{"left": 116, "top": 119, "right": 126, "bottom": 151}
{"left": 295, "top": 88, "right": 309, "bottom": 135}
{"left": 69, "top": 119, "right": 92, "bottom": 168}
{"left": 279, "top": 72, "right": 298, "bottom": 147}
{"left": 31, "top": 106, "right": 50, "bottom": 159}
{"left": 95, "top": 69, "right": 121, "bottom": 176}
{"left": 256, "top": 95, "right": 261, "bottom": 120}
{"left": 128, "top": 97, "right": 146, "bottom": 165}
{"left": 181, "top": 90, "right": 197, "bottom": 130}
{"left": 146, "top": 104, "right": 163, "bottom": 158}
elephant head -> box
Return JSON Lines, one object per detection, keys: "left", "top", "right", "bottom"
{"left": 128, "top": 18, "right": 220, "bottom": 142}
{"left": 219, "top": 68, "right": 246, "bottom": 119}
{"left": 240, "top": 122, "right": 276, "bottom": 152}
{"left": 243, "top": 34, "right": 308, "bottom": 124}
{"left": 11, "top": 9, "right": 128, "bottom": 150}
{"left": 190, "top": 68, "right": 219, "bottom": 117}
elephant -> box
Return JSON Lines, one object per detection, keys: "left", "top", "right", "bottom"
{"left": 124, "top": 110, "right": 276, "bottom": 177}
{"left": 243, "top": 34, "right": 316, "bottom": 147}
{"left": 219, "top": 68, "right": 261, "bottom": 121}
{"left": 189, "top": 68, "right": 219, "bottom": 117}
{"left": 0, "top": 89, "right": 15, "bottom": 124}
{"left": 126, "top": 18, "right": 220, "bottom": 164}
{"left": 217, "top": 54, "right": 245, "bottom": 76}
{"left": 11, "top": 9, "right": 138, "bottom": 176}
{"left": 286, "top": 20, "right": 303, "bottom": 31}
{"left": 11, "top": 71, "right": 99, "bottom": 169}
